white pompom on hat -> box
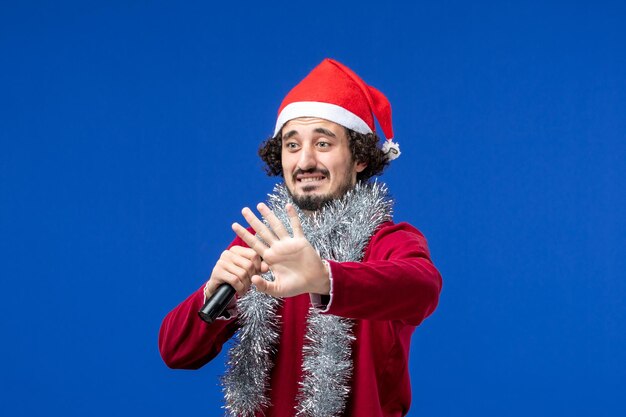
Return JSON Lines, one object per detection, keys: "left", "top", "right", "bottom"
{"left": 274, "top": 58, "right": 401, "bottom": 161}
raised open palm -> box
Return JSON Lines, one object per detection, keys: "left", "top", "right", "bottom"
{"left": 232, "top": 203, "right": 330, "bottom": 298}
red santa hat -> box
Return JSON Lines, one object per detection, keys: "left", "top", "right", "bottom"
{"left": 274, "top": 58, "right": 401, "bottom": 160}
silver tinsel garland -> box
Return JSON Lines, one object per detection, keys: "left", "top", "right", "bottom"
{"left": 222, "top": 181, "right": 393, "bottom": 417}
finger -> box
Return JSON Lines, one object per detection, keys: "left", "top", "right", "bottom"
{"left": 232, "top": 222, "right": 267, "bottom": 257}
{"left": 260, "top": 260, "right": 270, "bottom": 274}
{"left": 286, "top": 203, "right": 304, "bottom": 237}
{"left": 225, "top": 254, "right": 259, "bottom": 278}
{"left": 251, "top": 275, "right": 268, "bottom": 293}
{"left": 218, "top": 259, "right": 252, "bottom": 286}
{"left": 229, "top": 246, "right": 263, "bottom": 271}
{"left": 241, "top": 207, "right": 278, "bottom": 244}
{"left": 252, "top": 276, "right": 280, "bottom": 297}
{"left": 257, "top": 203, "right": 289, "bottom": 239}
{"left": 229, "top": 245, "right": 259, "bottom": 260}
{"left": 208, "top": 270, "right": 246, "bottom": 295}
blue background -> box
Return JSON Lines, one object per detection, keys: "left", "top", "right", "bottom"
{"left": 1, "top": 1, "right": 624, "bottom": 416}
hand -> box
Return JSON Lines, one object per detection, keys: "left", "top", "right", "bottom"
{"left": 232, "top": 203, "right": 330, "bottom": 298}
{"left": 205, "top": 245, "right": 268, "bottom": 298}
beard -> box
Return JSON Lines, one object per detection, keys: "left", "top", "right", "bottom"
{"left": 287, "top": 167, "right": 356, "bottom": 211}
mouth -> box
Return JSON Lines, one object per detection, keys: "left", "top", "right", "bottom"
{"left": 297, "top": 175, "right": 327, "bottom": 184}
{"left": 293, "top": 170, "right": 329, "bottom": 192}
{"left": 294, "top": 169, "right": 330, "bottom": 186}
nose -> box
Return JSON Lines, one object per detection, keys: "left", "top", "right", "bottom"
{"left": 297, "top": 146, "right": 316, "bottom": 171}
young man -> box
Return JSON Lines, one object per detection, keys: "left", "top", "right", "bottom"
{"left": 159, "top": 58, "right": 442, "bottom": 417}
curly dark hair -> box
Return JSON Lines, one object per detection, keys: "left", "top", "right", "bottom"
{"left": 258, "top": 128, "right": 389, "bottom": 182}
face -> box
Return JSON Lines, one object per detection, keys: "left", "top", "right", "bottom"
{"left": 281, "top": 118, "right": 367, "bottom": 211}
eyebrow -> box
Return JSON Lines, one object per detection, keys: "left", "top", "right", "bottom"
{"left": 282, "top": 130, "right": 299, "bottom": 140}
{"left": 282, "top": 127, "right": 337, "bottom": 140}
{"left": 314, "top": 127, "right": 337, "bottom": 138}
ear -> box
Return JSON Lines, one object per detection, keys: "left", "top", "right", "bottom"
{"left": 355, "top": 161, "right": 367, "bottom": 173}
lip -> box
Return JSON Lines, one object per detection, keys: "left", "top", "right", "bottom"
{"left": 293, "top": 169, "right": 330, "bottom": 181}
{"left": 296, "top": 175, "right": 327, "bottom": 183}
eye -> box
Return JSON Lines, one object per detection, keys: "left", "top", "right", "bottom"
{"left": 316, "top": 141, "right": 330, "bottom": 149}
{"left": 284, "top": 142, "right": 299, "bottom": 151}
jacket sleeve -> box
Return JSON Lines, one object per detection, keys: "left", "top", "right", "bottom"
{"left": 158, "top": 236, "right": 248, "bottom": 369}
{"left": 323, "top": 222, "right": 442, "bottom": 326}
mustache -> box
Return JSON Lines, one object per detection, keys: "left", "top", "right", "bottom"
{"left": 292, "top": 168, "right": 330, "bottom": 180}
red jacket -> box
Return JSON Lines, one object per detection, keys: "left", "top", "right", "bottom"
{"left": 159, "top": 221, "right": 442, "bottom": 416}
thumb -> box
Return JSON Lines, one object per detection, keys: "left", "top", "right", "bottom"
{"left": 252, "top": 275, "right": 268, "bottom": 292}
{"left": 252, "top": 275, "right": 279, "bottom": 297}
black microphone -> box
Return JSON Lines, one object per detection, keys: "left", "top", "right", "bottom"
{"left": 198, "top": 283, "right": 236, "bottom": 324}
